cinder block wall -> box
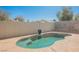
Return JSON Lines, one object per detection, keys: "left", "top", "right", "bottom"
{"left": 0, "top": 21, "right": 54, "bottom": 39}
{"left": 54, "top": 21, "right": 79, "bottom": 33}
{"left": 1, "top": 20, "right": 79, "bottom": 39}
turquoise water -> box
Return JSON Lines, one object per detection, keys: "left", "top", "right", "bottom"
{"left": 16, "top": 36, "right": 64, "bottom": 48}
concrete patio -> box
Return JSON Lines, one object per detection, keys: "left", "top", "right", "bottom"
{"left": 0, "top": 32, "right": 79, "bottom": 52}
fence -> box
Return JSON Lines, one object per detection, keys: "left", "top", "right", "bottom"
{"left": 0, "top": 20, "right": 79, "bottom": 39}
{"left": 54, "top": 21, "right": 79, "bottom": 33}
{"left": 0, "top": 21, "right": 54, "bottom": 39}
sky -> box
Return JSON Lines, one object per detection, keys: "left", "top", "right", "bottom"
{"left": 0, "top": 6, "right": 79, "bottom": 21}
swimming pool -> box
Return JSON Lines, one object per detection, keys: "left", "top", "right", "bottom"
{"left": 16, "top": 33, "right": 70, "bottom": 48}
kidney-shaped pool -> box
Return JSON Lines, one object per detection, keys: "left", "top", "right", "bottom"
{"left": 16, "top": 33, "right": 71, "bottom": 48}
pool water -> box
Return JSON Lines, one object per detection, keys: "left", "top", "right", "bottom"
{"left": 16, "top": 36, "right": 64, "bottom": 48}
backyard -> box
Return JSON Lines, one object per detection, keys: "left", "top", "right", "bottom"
{"left": 0, "top": 6, "right": 79, "bottom": 52}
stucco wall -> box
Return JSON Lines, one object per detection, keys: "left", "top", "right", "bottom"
{"left": 0, "top": 21, "right": 54, "bottom": 39}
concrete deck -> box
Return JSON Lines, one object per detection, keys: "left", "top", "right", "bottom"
{"left": 0, "top": 32, "right": 79, "bottom": 52}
